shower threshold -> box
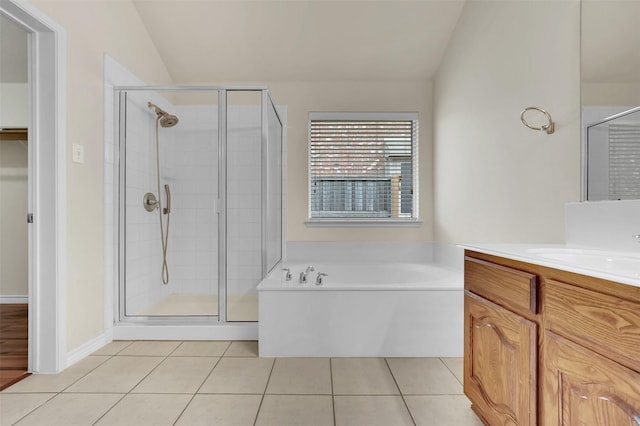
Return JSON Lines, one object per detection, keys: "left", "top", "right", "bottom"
{"left": 134, "top": 294, "right": 258, "bottom": 321}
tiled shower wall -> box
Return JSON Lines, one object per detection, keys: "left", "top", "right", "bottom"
{"left": 226, "top": 106, "right": 263, "bottom": 301}
{"left": 123, "top": 92, "right": 174, "bottom": 314}
{"left": 164, "top": 105, "right": 219, "bottom": 300}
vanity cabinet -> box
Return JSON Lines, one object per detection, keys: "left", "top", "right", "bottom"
{"left": 464, "top": 257, "right": 539, "bottom": 425}
{"left": 464, "top": 251, "right": 640, "bottom": 426}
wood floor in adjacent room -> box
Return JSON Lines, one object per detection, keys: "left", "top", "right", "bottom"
{"left": 0, "top": 304, "right": 29, "bottom": 391}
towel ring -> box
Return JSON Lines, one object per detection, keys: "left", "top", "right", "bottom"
{"left": 520, "top": 107, "right": 555, "bottom": 134}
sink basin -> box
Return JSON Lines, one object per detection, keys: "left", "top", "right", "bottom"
{"left": 526, "top": 248, "right": 640, "bottom": 277}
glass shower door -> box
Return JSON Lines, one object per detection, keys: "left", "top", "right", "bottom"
{"left": 225, "top": 91, "right": 263, "bottom": 322}
{"left": 119, "top": 89, "right": 219, "bottom": 318}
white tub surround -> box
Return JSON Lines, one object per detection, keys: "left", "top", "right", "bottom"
{"left": 287, "top": 241, "right": 434, "bottom": 263}
{"left": 258, "top": 261, "right": 463, "bottom": 357}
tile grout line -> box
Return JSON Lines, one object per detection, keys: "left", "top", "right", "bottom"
{"left": 59, "top": 354, "right": 116, "bottom": 393}
{"left": 219, "top": 341, "right": 233, "bottom": 358}
{"left": 253, "top": 356, "right": 277, "bottom": 426}
{"left": 330, "top": 358, "right": 336, "bottom": 426}
{"left": 90, "top": 342, "right": 179, "bottom": 425}
{"left": 6, "top": 392, "right": 57, "bottom": 426}
{"left": 384, "top": 358, "right": 417, "bottom": 426}
{"left": 438, "top": 357, "right": 464, "bottom": 386}
{"left": 172, "top": 342, "right": 230, "bottom": 426}
{"left": 91, "top": 393, "right": 128, "bottom": 425}
{"left": 4, "top": 350, "right": 121, "bottom": 426}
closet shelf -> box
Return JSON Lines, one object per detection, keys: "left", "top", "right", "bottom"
{"left": 0, "top": 128, "right": 28, "bottom": 141}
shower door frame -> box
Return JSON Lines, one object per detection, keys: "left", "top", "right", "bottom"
{"left": 114, "top": 86, "right": 284, "bottom": 327}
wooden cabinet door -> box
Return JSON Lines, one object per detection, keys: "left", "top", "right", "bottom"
{"left": 542, "top": 331, "right": 640, "bottom": 426}
{"left": 464, "top": 292, "right": 537, "bottom": 425}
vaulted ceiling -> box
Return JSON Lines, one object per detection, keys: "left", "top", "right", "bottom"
{"left": 2, "top": 1, "right": 639, "bottom": 86}
{"left": 131, "top": 0, "right": 466, "bottom": 83}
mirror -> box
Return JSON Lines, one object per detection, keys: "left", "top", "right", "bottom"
{"left": 582, "top": 0, "right": 640, "bottom": 200}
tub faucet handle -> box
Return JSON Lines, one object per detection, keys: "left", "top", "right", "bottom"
{"left": 316, "top": 272, "right": 328, "bottom": 285}
{"left": 299, "top": 271, "right": 308, "bottom": 284}
{"left": 282, "top": 268, "right": 292, "bottom": 281}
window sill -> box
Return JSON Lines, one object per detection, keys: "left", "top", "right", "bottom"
{"left": 305, "top": 218, "right": 423, "bottom": 228}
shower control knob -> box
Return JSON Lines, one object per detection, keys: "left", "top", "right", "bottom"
{"left": 143, "top": 192, "right": 159, "bottom": 212}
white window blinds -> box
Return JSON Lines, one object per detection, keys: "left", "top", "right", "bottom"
{"left": 609, "top": 122, "right": 640, "bottom": 199}
{"left": 309, "top": 112, "right": 418, "bottom": 220}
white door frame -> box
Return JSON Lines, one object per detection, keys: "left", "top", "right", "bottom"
{"left": 1, "top": 0, "right": 67, "bottom": 373}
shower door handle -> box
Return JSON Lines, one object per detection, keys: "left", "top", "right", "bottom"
{"left": 163, "top": 184, "right": 171, "bottom": 214}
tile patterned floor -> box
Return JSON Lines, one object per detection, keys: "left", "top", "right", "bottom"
{"left": 0, "top": 341, "right": 483, "bottom": 426}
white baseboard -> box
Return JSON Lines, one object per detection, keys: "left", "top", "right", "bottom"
{"left": 0, "top": 295, "right": 28, "bottom": 304}
{"left": 66, "top": 333, "right": 111, "bottom": 368}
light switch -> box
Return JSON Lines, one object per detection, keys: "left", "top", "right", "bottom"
{"left": 72, "top": 144, "right": 84, "bottom": 164}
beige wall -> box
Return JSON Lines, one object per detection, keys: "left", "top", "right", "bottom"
{"left": 31, "top": 0, "right": 172, "bottom": 351}
{"left": 268, "top": 81, "right": 434, "bottom": 242}
{"left": 582, "top": 83, "right": 640, "bottom": 106}
{"left": 0, "top": 83, "right": 28, "bottom": 128}
{"left": 433, "top": 0, "right": 581, "bottom": 244}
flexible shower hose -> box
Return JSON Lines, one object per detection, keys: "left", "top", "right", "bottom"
{"left": 155, "top": 117, "right": 170, "bottom": 285}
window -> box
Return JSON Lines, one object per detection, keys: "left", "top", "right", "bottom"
{"left": 308, "top": 112, "right": 419, "bottom": 225}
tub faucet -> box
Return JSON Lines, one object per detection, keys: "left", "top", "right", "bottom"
{"left": 282, "top": 268, "right": 292, "bottom": 281}
{"left": 299, "top": 266, "right": 315, "bottom": 283}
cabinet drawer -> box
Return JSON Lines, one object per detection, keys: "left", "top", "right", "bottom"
{"left": 545, "top": 279, "right": 640, "bottom": 372}
{"left": 465, "top": 256, "right": 538, "bottom": 316}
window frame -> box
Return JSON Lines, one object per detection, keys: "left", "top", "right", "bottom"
{"left": 306, "top": 112, "right": 422, "bottom": 227}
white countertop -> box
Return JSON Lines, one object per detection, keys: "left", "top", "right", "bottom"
{"left": 460, "top": 243, "right": 640, "bottom": 288}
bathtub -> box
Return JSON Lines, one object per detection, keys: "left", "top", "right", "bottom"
{"left": 257, "top": 262, "right": 464, "bottom": 357}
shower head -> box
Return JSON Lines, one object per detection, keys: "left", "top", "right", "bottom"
{"left": 148, "top": 101, "right": 179, "bottom": 128}
{"left": 159, "top": 114, "right": 179, "bottom": 128}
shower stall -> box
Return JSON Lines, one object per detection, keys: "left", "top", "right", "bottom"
{"left": 113, "top": 87, "right": 284, "bottom": 329}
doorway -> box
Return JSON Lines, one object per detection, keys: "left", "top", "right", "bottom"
{"left": 0, "top": 0, "right": 67, "bottom": 375}
{"left": 0, "top": 11, "right": 29, "bottom": 389}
